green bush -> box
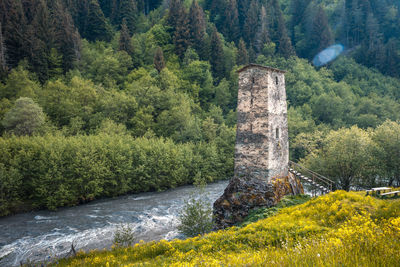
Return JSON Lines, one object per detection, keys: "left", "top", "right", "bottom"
{"left": 113, "top": 224, "right": 135, "bottom": 248}
{"left": 177, "top": 195, "right": 214, "bottom": 237}
{"left": 0, "top": 133, "right": 233, "bottom": 216}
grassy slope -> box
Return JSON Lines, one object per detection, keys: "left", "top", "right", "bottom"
{"left": 56, "top": 191, "right": 400, "bottom": 266}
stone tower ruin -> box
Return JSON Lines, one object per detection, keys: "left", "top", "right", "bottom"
{"left": 213, "top": 64, "right": 301, "bottom": 229}
{"left": 235, "top": 64, "right": 288, "bottom": 181}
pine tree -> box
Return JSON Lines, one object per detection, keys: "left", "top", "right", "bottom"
{"left": 384, "top": 39, "right": 400, "bottom": 77}
{"left": 309, "top": 6, "right": 333, "bottom": 57}
{"left": 119, "top": 18, "right": 134, "bottom": 55}
{"left": 153, "top": 46, "right": 165, "bottom": 73}
{"left": 52, "top": 0, "right": 81, "bottom": 72}
{"left": 248, "top": 46, "right": 256, "bottom": 62}
{"left": 255, "top": 5, "right": 270, "bottom": 53}
{"left": 188, "top": 1, "right": 206, "bottom": 54}
{"left": 63, "top": 0, "right": 90, "bottom": 35}
{"left": 237, "top": 38, "right": 249, "bottom": 66}
{"left": 21, "top": 0, "right": 36, "bottom": 23}
{"left": 48, "top": 48, "right": 63, "bottom": 78}
{"left": 98, "top": 0, "right": 112, "bottom": 17}
{"left": 270, "top": 0, "right": 295, "bottom": 58}
{"left": 28, "top": 0, "right": 55, "bottom": 82}
{"left": 289, "top": 0, "right": 311, "bottom": 41}
{"left": 210, "top": 28, "right": 225, "bottom": 80}
{"left": 0, "top": 22, "right": 7, "bottom": 79}
{"left": 243, "top": 0, "right": 259, "bottom": 46}
{"left": 222, "top": 0, "right": 240, "bottom": 43}
{"left": 111, "top": 0, "right": 138, "bottom": 33}
{"left": 208, "top": 0, "right": 225, "bottom": 24}
{"left": 238, "top": 0, "right": 251, "bottom": 28}
{"left": 1, "top": 0, "right": 28, "bottom": 68}
{"left": 167, "top": 0, "right": 184, "bottom": 32}
{"left": 85, "top": 0, "right": 112, "bottom": 42}
{"left": 174, "top": 9, "right": 190, "bottom": 59}
{"left": 342, "top": 0, "right": 371, "bottom": 47}
{"left": 363, "top": 13, "right": 384, "bottom": 69}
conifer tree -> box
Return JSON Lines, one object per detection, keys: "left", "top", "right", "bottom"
{"left": 342, "top": 0, "right": 370, "bottom": 47}
{"left": 153, "top": 46, "right": 165, "bottom": 73}
{"left": 238, "top": 0, "right": 251, "bottom": 28}
{"left": 362, "top": 13, "right": 384, "bottom": 69}
{"left": 248, "top": 46, "right": 256, "bottom": 62}
{"left": 1, "top": 0, "right": 28, "bottom": 68}
{"left": 20, "top": 0, "right": 36, "bottom": 23}
{"left": 188, "top": 1, "right": 206, "bottom": 54}
{"left": 384, "top": 39, "right": 400, "bottom": 77}
{"left": 210, "top": 28, "right": 225, "bottom": 80}
{"left": 135, "top": 0, "right": 162, "bottom": 15}
{"left": 98, "top": 0, "right": 112, "bottom": 17}
{"left": 85, "top": 0, "right": 112, "bottom": 42}
{"left": 255, "top": 5, "right": 270, "bottom": 53}
{"left": 167, "top": 0, "right": 184, "bottom": 32}
{"left": 0, "top": 22, "right": 7, "bottom": 78}
{"left": 289, "top": 0, "right": 311, "bottom": 41}
{"left": 243, "top": 0, "right": 259, "bottom": 46}
{"left": 270, "top": 0, "right": 295, "bottom": 58}
{"left": 173, "top": 8, "right": 190, "bottom": 59}
{"left": 309, "top": 6, "right": 333, "bottom": 57}
{"left": 47, "top": 47, "right": 63, "bottom": 78}
{"left": 63, "top": 0, "right": 90, "bottom": 35}
{"left": 112, "top": 0, "right": 138, "bottom": 33}
{"left": 28, "top": 0, "right": 55, "bottom": 82}
{"left": 237, "top": 38, "right": 249, "bottom": 66}
{"left": 208, "top": 0, "right": 225, "bottom": 23}
{"left": 119, "top": 18, "right": 134, "bottom": 55}
{"left": 52, "top": 0, "right": 81, "bottom": 72}
{"left": 222, "top": 0, "right": 240, "bottom": 43}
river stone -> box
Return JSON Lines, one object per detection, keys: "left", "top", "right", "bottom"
{"left": 213, "top": 173, "right": 303, "bottom": 229}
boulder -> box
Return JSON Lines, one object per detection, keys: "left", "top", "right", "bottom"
{"left": 213, "top": 173, "right": 303, "bottom": 229}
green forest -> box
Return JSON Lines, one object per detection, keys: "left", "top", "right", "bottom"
{"left": 0, "top": 0, "right": 400, "bottom": 216}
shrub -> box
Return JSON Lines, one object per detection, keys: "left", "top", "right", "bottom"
{"left": 113, "top": 224, "right": 135, "bottom": 248}
{"left": 177, "top": 195, "right": 214, "bottom": 237}
{"left": 2, "top": 97, "right": 45, "bottom": 136}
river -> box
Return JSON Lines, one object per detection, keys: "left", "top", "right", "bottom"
{"left": 0, "top": 180, "right": 229, "bottom": 266}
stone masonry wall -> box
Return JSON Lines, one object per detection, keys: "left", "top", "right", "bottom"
{"left": 234, "top": 65, "right": 288, "bottom": 181}
{"left": 267, "top": 71, "right": 288, "bottom": 179}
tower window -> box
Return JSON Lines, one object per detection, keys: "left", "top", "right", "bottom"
{"left": 276, "top": 128, "right": 279, "bottom": 139}
{"left": 275, "top": 76, "right": 279, "bottom": 85}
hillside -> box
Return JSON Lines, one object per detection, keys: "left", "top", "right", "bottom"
{"left": 56, "top": 191, "right": 400, "bottom": 266}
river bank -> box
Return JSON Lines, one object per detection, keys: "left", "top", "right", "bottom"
{"left": 0, "top": 180, "right": 228, "bottom": 266}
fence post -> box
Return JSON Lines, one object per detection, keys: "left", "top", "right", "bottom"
{"left": 312, "top": 174, "right": 315, "bottom": 197}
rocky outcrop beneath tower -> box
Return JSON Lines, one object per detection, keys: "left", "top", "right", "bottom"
{"left": 213, "top": 173, "right": 303, "bottom": 229}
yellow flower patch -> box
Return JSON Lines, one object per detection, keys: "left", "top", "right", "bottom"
{"left": 55, "top": 191, "right": 400, "bottom": 267}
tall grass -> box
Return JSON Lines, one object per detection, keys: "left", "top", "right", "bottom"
{"left": 55, "top": 191, "right": 400, "bottom": 266}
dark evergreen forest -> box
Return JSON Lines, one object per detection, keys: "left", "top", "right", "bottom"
{"left": 0, "top": 0, "right": 400, "bottom": 215}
